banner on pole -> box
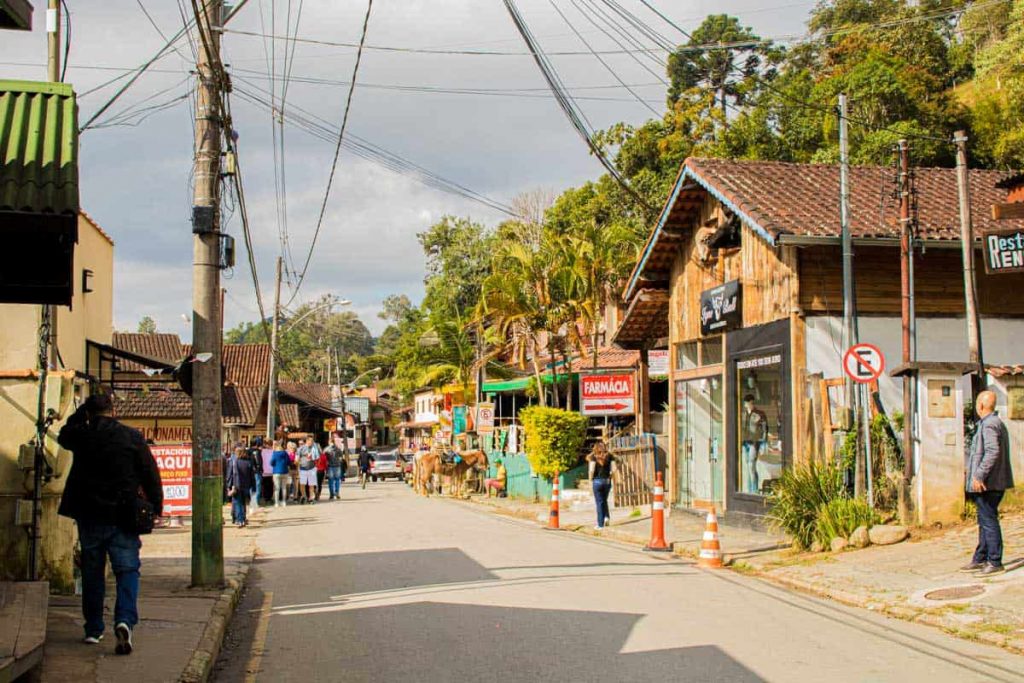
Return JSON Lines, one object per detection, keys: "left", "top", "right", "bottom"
{"left": 152, "top": 444, "right": 192, "bottom": 516}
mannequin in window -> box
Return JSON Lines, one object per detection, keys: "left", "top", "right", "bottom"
{"left": 741, "top": 394, "right": 768, "bottom": 493}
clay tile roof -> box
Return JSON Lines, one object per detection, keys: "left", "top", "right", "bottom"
{"left": 222, "top": 344, "right": 271, "bottom": 387}
{"left": 987, "top": 365, "right": 1024, "bottom": 378}
{"left": 112, "top": 387, "right": 191, "bottom": 420}
{"left": 278, "top": 403, "right": 300, "bottom": 428}
{"left": 79, "top": 209, "right": 114, "bottom": 245}
{"left": 279, "top": 382, "right": 339, "bottom": 414}
{"left": 611, "top": 289, "right": 670, "bottom": 350}
{"left": 570, "top": 348, "right": 640, "bottom": 372}
{"left": 112, "top": 333, "right": 184, "bottom": 372}
{"left": 222, "top": 386, "right": 265, "bottom": 425}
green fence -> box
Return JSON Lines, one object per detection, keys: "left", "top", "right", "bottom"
{"left": 486, "top": 451, "right": 588, "bottom": 502}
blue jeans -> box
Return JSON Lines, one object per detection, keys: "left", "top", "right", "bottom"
{"left": 232, "top": 491, "right": 250, "bottom": 524}
{"left": 593, "top": 478, "right": 612, "bottom": 527}
{"left": 328, "top": 467, "right": 343, "bottom": 497}
{"left": 250, "top": 476, "right": 261, "bottom": 506}
{"left": 741, "top": 442, "right": 760, "bottom": 494}
{"left": 78, "top": 522, "right": 141, "bottom": 637}
{"left": 970, "top": 490, "right": 1004, "bottom": 566}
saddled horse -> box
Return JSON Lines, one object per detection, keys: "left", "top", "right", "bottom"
{"left": 416, "top": 449, "right": 488, "bottom": 498}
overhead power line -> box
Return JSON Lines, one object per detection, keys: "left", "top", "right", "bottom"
{"left": 285, "top": 0, "right": 374, "bottom": 307}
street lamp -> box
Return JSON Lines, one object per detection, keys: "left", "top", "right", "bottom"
{"left": 281, "top": 297, "right": 352, "bottom": 334}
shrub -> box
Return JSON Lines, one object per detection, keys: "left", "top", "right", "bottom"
{"left": 519, "top": 406, "right": 587, "bottom": 478}
{"left": 767, "top": 459, "right": 845, "bottom": 549}
{"left": 814, "top": 497, "right": 878, "bottom": 547}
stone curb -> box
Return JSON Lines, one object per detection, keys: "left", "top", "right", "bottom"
{"left": 177, "top": 561, "right": 252, "bottom": 683}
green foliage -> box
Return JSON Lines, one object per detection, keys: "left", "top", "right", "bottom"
{"left": 814, "top": 497, "right": 878, "bottom": 547}
{"left": 519, "top": 406, "right": 587, "bottom": 478}
{"left": 137, "top": 316, "right": 157, "bottom": 334}
{"left": 768, "top": 459, "right": 846, "bottom": 549}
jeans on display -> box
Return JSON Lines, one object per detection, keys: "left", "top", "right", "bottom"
{"left": 970, "top": 490, "right": 1005, "bottom": 566}
{"left": 232, "top": 491, "right": 250, "bottom": 524}
{"left": 592, "top": 478, "right": 612, "bottom": 528}
{"left": 272, "top": 473, "right": 290, "bottom": 505}
{"left": 327, "top": 467, "right": 343, "bottom": 497}
{"left": 78, "top": 522, "right": 142, "bottom": 637}
{"left": 741, "top": 442, "right": 760, "bottom": 494}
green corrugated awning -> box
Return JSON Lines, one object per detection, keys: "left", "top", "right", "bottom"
{"left": 1, "top": 80, "right": 79, "bottom": 216}
{"left": 482, "top": 373, "right": 579, "bottom": 393}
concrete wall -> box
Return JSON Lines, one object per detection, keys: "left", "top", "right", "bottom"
{"left": 805, "top": 315, "right": 1024, "bottom": 416}
{"left": 983, "top": 374, "right": 1024, "bottom": 507}
{"left": 0, "top": 215, "right": 113, "bottom": 589}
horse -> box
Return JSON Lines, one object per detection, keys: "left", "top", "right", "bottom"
{"left": 416, "top": 449, "right": 488, "bottom": 498}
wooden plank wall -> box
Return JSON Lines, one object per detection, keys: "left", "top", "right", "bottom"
{"left": 799, "top": 245, "right": 1024, "bottom": 315}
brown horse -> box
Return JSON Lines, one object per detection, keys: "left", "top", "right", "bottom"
{"left": 416, "top": 449, "right": 488, "bottom": 498}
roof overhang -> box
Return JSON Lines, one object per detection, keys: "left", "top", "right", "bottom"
{"left": 610, "top": 289, "right": 670, "bottom": 350}
{"left": 0, "top": 0, "right": 32, "bottom": 30}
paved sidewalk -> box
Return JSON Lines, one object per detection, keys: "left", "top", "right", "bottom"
{"left": 40, "top": 507, "right": 260, "bottom": 682}
{"left": 462, "top": 491, "right": 1024, "bottom": 654}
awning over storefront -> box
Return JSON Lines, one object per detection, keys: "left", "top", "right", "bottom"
{"left": 395, "top": 420, "right": 438, "bottom": 430}
{"left": 612, "top": 289, "right": 670, "bottom": 350}
{"left": 482, "top": 373, "right": 579, "bottom": 394}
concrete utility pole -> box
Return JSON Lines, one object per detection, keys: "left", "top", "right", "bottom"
{"left": 954, "top": 131, "right": 985, "bottom": 399}
{"left": 45, "top": 0, "right": 60, "bottom": 368}
{"left": 897, "top": 140, "right": 914, "bottom": 525}
{"left": 266, "top": 256, "right": 283, "bottom": 441}
{"left": 191, "top": 0, "right": 224, "bottom": 588}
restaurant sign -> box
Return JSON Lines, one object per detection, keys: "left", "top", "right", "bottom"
{"left": 700, "top": 280, "right": 742, "bottom": 335}
{"left": 983, "top": 228, "right": 1024, "bottom": 274}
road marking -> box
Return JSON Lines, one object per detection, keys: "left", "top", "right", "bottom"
{"left": 244, "top": 591, "right": 273, "bottom": 683}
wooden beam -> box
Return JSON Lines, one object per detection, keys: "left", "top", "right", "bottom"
{"left": 992, "top": 202, "right": 1024, "bottom": 220}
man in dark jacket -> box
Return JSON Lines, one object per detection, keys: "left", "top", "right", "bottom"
{"left": 58, "top": 392, "right": 163, "bottom": 655}
{"left": 963, "top": 390, "right": 1015, "bottom": 575}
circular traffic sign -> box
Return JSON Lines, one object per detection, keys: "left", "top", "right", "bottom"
{"left": 843, "top": 343, "right": 885, "bottom": 384}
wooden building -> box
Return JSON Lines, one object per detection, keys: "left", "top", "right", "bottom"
{"left": 614, "top": 158, "right": 1024, "bottom": 524}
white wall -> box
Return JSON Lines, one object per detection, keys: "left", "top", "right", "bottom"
{"left": 805, "top": 316, "right": 1024, "bottom": 416}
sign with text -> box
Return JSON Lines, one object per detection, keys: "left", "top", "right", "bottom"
{"left": 843, "top": 343, "right": 885, "bottom": 384}
{"left": 580, "top": 373, "right": 635, "bottom": 416}
{"left": 648, "top": 349, "right": 670, "bottom": 379}
{"left": 152, "top": 444, "right": 192, "bottom": 517}
{"left": 983, "top": 228, "right": 1024, "bottom": 274}
{"left": 700, "top": 280, "right": 742, "bottom": 335}
{"left": 476, "top": 402, "right": 495, "bottom": 433}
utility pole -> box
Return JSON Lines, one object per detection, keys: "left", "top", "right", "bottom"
{"left": 266, "top": 256, "right": 283, "bottom": 441}
{"left": 191, "top": 0, "right": 224, "bottom": 588}
{"left": 954, "top": 131, "right": 985, "bottom": 399}
{"left": 45, "top": 0, "right": 61, "bottom": 368}
{"left": 838, "top": 94, "right": 865, "bottom": 497}
{"left": 897, "top": 140, "right": 914, "bottom": 525}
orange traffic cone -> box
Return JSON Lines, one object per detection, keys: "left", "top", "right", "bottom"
{"left": 644, "top": 471, "right": 670, "bottom": 552}
{"left": 697, "top": 506, "right": 723, "bottom": 568}
{"left": 546, "top": 472, "right": 561, "bottom": 530}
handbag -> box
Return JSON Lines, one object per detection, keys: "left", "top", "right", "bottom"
{"left": 118, "top": 487, "right": 155, "bottom": 536}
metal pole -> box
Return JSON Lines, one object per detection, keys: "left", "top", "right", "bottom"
{"left": 266, "top": 256, "right": 282, "bottom": 441}
{"left": 955, "top": 130, "right": 985, "bottom": 398}
{"left": 191, "top": 0, "right": 224, "bottom": 588}
{"left": 898, "top": 140, "right": 914, "bottom": 525}
{"left": 862, "top": 384, "right": 873, "bottom": 508}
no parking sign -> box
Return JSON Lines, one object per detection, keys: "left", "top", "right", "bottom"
{"left": 843, "top": 343, "right": 885, "bottom": 384}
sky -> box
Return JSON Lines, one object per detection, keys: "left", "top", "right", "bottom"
{"left": 2, "top": 0, "right": 811, "bottom": 337}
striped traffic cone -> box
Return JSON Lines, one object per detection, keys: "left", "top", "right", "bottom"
{"left": 697, "top": 506, "right": 723, "bottom": 568}
{"left": 644, "top": 471, "right": 670, "bottom": 552}
{"left": 546, "top": 472, "right": 561, "bottom": 530}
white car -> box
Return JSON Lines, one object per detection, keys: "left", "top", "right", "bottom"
{"left": 370, "top": 450, "right": 403, "bottom": 481}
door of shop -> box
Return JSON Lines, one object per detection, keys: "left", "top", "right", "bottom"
{"left": 674, "top": 375, "right": 723, "bottom": 509}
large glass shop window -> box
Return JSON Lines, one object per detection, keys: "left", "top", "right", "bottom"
{"left": 736, "top": 353, "right": 785, "bottom": 495}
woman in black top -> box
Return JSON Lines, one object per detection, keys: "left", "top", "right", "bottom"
{"left": 227, "top": 447, "right": 256, "bottom": 527}
{"left": 588, "top": 442, "right": 616, "bottom": 529}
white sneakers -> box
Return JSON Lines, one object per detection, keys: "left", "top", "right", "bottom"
{"left": 114, "top": 622, "right": 133, "bottom": 655}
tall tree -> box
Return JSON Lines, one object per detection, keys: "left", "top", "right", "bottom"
{"left": 137, "top": 316, "right": 157, "bottom": 334}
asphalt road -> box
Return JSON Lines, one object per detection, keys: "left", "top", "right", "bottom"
{"left": 214, "top": 482, "right": 1024, "bottom": 683}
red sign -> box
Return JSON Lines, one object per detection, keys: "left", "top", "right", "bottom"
{"left": 152, "top": 444, "right": 192, "bottom": 516}
{"left": 580, "top": 374, "right": 636, "bottom": 416}
{"left": 843, "top": 343, "right": 885, "bottom": 384}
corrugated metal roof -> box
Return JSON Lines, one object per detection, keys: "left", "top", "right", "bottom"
{"left": 0, "top": 80, "right": 79, "bottom": 216}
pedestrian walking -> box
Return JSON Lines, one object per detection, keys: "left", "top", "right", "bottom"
{"left": 315, "top": 442, "right": 329, "bottom": 500}
{"left": 297, "top": 436, "right": 321, "bottom": 504}
{"left": 358, "top": 446, "right": 374, "bottom": 489}
{"left": 286, "top": 440, "right": 299, "bottom": 501}
{"left": 227, "top": 446, "right": 256, "bottom": 527}
{"left": 57, "top": 392, "right": 163, "bottom": 656}
{"left": 270, "top": 440, "right": 290, "bottom": 507}
{"left": 588, "top": 442, "right": 616, "bottom": 530}
{"left": 962, "top": 390, "right": 1015, "bottom": 575}
{"left": 325, "top": 438, "right": 346, "bottom": 500}
{"left": 247, "top": 437, "right": 264, "bottom": 513}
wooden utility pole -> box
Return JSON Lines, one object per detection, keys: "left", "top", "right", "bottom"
{"left": 897, "top": 140, "right": 914, "bottom": 525}
{"left": 954, "top": 131, "right": 985, "bottom": 398}
{"left": 191, "top": 0, "right": 224, "bottom": 588}
{"left": 266, "top": 256, "right": 282, "bottom": 440}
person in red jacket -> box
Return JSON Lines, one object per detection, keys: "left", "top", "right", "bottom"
{"left": 315, "top": 442, "right": 329, "bottom": 501}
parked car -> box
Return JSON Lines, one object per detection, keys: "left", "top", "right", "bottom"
{"left": 370, "top": 449, "right": 403, "bottom": 481}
